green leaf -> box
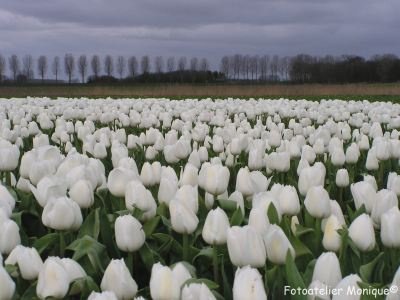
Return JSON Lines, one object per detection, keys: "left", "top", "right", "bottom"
{"left": 289, "top": 236, "right": 313, "bottom": 258}
{"left": 218, "top": 199, "right": 237, "bottom": 211}
{"left": 99, "top": 208, "right": 120, "bottom": 258}
{"left": 230, "top": 208, "right": 244, "bottom": 226}
{"left": 193, "top": 247, "right": 214, "bottom": 262}
{"left": 139, "top": 242, "right": 156, "bottom": 270}
{"left": 69, "top": 276, "right": 100, "bottom": 298}
{"left": 183, "top": 278, "right": 219, "bottom": 290}
{"left": 267, "top": 203, "right": 280, "bottom": 225}
{"left": 20, "top": 282, "right": 39, "bottom": 300}
{"left": 284, "top": 252, "right": 307, "bottom": 300}
{"left": 33, "top": 233, "right": 59, "bottom": 254}
{"left": 143, "top": 216, "right": 160, "bottom": 236}
{"left": 78, "top": 208, "right": 100, "bottom": 239}
{"left": 294, "top": 224, "right": 315, "bottom": 238}
{"left": 360, "top": 252, "right": 384, "bottom": 282}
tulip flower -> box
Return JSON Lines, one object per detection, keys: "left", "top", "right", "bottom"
{"left": 125, "top": 180, "right": 157, "bottom": 220}
{"left": 0, "top": 185, "right": 16, "bottom": 217}
{"left": 169, "top": 198, "right": 199, "bottom": 235}
{"left": 0, "top": 219, "right": 21, "bottom": 255}
{"left": 332, "top": 274, "right": 362, "bottom": 300}
{"left": 277, "top": 185, "right": 300, "bottom": 215}
{"left": 101, "top": 259, "right": 138, "bottom": 299}
{"left": 348, "top": 214, "right": 375, "bottom": 252}
{"left": 158, "top": 167, "right": 179, "bottom": 205}
{"left": 227, "top": 225, "right": 266, "bottom": 268}
{"left": 69, "top": 179, "right": 94, "bottom": 208}
{"left": 115, "top": 215, "right": 146, "bottom": 252}
{"left": 233, "top": 266, "right": 267, "bottom": 300}
{"left": 371, "top": 189, "right": 397, "bottom": 227}
{"left": 312, "top": 252, "right": 342, "bottom": 289}
{"left": 37, "top": 257, "right": 70, "bottom": 299}
{"left": 264, "top": 224, "right": 295, "bottom": 264}
{"left": 181, "top": 283, "right": 216, "bottom": 300}
{"left": 179, "top": 163, "right": 198, "bottom": 187}
{"left": 0, "top": 140, "right": 20, "bottom": 171}
{"left": 322, "top": 215, "right": 342, "bottom": 252}
{"left": 235, "top": 167, "right": 254, "bottom": 197}
{"left": 5, "top": 245, "right": 43, "bottom": 280}
{"left": 335, "top": 169, "right": 350, "bottom": 187}
{"left": 150, "top": 262, "right": 191, "bottom": 300}
{"left": 387, "top": 266, "right": 400, "bottom": 300}
{"left": 0, "top": 266, "right": 15, "bottom": 300}
{"left": 308, "top": 280, "right": 330, "bottom": 300}
{"left": 304, "top": 186, "right": 331, "bottom": 219}
{"left": 107, "top": 167, "right": 138, "bottom": 197}
{"left": 88, "top": 291, "right": 118, "bottom": 300}
{"left": 387, "top": 172, "right": 400, "bottom": 196}
{"left": 381, "top": 207, "right": 400, "bottom": 248}
{"left": 350, "top": 181, "right": 376, "bottom": 213}
{"left": 198, "top": 163, "right": 230, "bottom": 196}
{"left": 202, "top": 207, "right": 230, "bottom": 245}
{"left": 42, "top": 196, "right": 83, "bottom": 231}
{"left": 298, "top": 163, "right": 326, "bottom": 196}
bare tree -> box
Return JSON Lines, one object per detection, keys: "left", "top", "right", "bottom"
{"left": 91, "top": 55, "right": 101, "bottom": 78}
{"left": 190, "top": 57, "right": 198, "bottom": 71}
{"left": 104, "top": 55, "right": 114, "bottom": 77}
{"left": 9, "top": 55, "right": 20, "bottom": 81}
{"left": 220, "top": 56, "right": 230, "bottom": 79}
{"left": 0, "top": 54, "right": 5, "bottom": 82}
{"left": 199, "top": 58, "right": 209, "bottom": 72}
{"left": 271, "top": 55, "right": 279, "bottom": 81}
{"left": 78, "top": 55, "right": 88, "bottom": 83}
{"left": 52, "top": 56, "right": 60, "bottom": 82}
{"left": 141, "top": 56, "right": 150, "bottom": 74}
{"left": 116, "top": 56, "right": 125, "bottom": 79}
{"left": 178, "top": 56, "right": 187, "bottom": 72}
{"left": 64, "top": 54, "right": 75, "bottom": 84}
{"left": 128, "top": 56, "right": 138, "bottom": 78}
{"left": 23, "top": 55, "right": 34, "bottom": 80}
{"left": 37, "top": 55, "right": 48, "bottom": 83}
{"left": 154, "top": 56, "right": 164, "bottom": 74}
{"left": 167, "top": 57, "right": 175, "bottom": 73}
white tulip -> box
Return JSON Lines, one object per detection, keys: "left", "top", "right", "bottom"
{"left": 233, "top": 266, "right": 267, "bottom": 300}
{"left": 202, "top": 207, "right": 230, "bottom": 245}
{"left": 0, "top": 266, "right": 16, "bottom": 300}
{"left": 0, "top": 219, "right": 21, "bottom": 254}
{"left": 115, "top": 215, "right": 146, "bottom": 252}
{"left": 264, "top": 224, "right": 295, "bottom": 264}
{"left": 5, "top": 245, "right": 43, "bottom": 280}
{"left": 381, "top": 207, "right": 400, "bottom": 248}
{"left": 304, "top": 186, "right": 331, "bottom": 218}
{"left": 69, "top": 179, "right": 94, "bottom": 208}
{"left": 312, "top": 252, "right": 342, "bottom": 289}
{"left": 42, "top": 196, "right": 83, "bottom": 231}
{"left": 181, "top": 283, "right": 216, "bottom": 300}
{"left": 348, "top": 214, "right": 375, "bottom": 252}
{"left": 37, "top": 257, "right": 70, "bottom": 299}
{"left": 332, "top": 274, "right": 362, "bottom": 300}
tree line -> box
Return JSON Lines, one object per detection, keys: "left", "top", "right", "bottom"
{"left": 0, "top": 53, "right": 399, "bottom": 84}
{"left": 0, "top": 54, "right": 221, "bottom": 84}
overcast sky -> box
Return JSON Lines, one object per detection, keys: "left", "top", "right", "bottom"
{"left": 0, "top": 0, "right": 399, "bottom": 70}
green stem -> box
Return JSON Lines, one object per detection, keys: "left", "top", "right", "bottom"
{"left": 314, "top": 218, "right": 322, "bottom": 255}
{"left": 59, "top": 231, "right": 66, "bottom": 257}
{"left": 183, "top": 234, "right": 189, "bottom": 262}
{"left": 213, "top": 245, "right": 219, "bottom": 285}
{"left": 5, "top": 171, "right": 11, "bottom": 187}
{"left": 126, "top": 252, "right": 134, "bottom": 277}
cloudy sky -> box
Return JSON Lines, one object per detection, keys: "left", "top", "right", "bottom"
{"left": 0, "top": 0, "right": 399, "bottom": 70}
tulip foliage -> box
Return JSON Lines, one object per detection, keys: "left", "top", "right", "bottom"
{"left": 0, "top": 97, "right": 400, "bottom": 299}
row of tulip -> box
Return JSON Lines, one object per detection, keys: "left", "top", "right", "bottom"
{"left": 0, "top": 97, "right": 400, "bottom": 299}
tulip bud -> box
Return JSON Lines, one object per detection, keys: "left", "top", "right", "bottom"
{"left": 312, "top": 252, "right": 342, "bottom": 289}
{"left": 304, "top": 186, "right": 331, "bottom": 219}
{"left": 5, "top": 245, "right": 43, "bottom": 280}
{"left": 202, "top": 207, "right": 230, "bottom": 245}
{"left": 158, "top": 167, "right": 178, "bottom": 205}
{"left": 0, "top": 219, "right": 21, "bottom": 254}
{"left": 42, "top": 197, "right": 83, "bottom": 231}
{"left": 381, "top": 207, "right": 400, "bottom": 248}
{"left": 182, "top": 283, "right": 216, "bottom": 300}
{"left": 169, "top": 199, "right": 199, "bottom": 234}
{"left": 308, "top": 280, "right": 330, "bottom": 300}
{"left": 69, "top": 179, "right": 94, "bottom": 208}
{"left": 0, "top": 141, "right": 20, "bottom": 171}
{"left": 179, "top": 164, "right": 198, "bottom": 187}
{"left": 264, "top": 224, "right": 295, "bottom": 264}
{"left": 115, "top": 215, "right": 145, "bottom": 252}
{"left": 330, "top": 146, "right": 345, "bottom": 166}
{"left": 335, "top": 168, "right": 349, "bottom": 187}
{"left": 233, "top": 266, "right": 267, "bottom": 300}
{"left": 101, "top": 259, "right": 138, "bottom": 299}
{"left": 37, "top": 257, "right": 70, "bottom": 299}
{"left": 0, "top": 266, "right": 16, "bottom": 300}
{"left": 365, "top": 148, "right": 379, "bottom": 170}
{"left": 348, "top": 214, "right": 375, "bottom": 252}
{"left": 227, "top": 226, "right": 266, "bottom": 268}
{"left": 150, "top": 262, "right": 191, "bottom": 300}
{"left": 387, "top": 266, "right": 400, "bottom": 300}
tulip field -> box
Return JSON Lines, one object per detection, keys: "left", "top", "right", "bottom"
{"left": 2, "top": 97, "right": 400, "bottom": 300}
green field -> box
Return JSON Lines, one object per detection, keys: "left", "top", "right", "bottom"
{"left": 0, "top": 83, "right": 400, "bottom": 102}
